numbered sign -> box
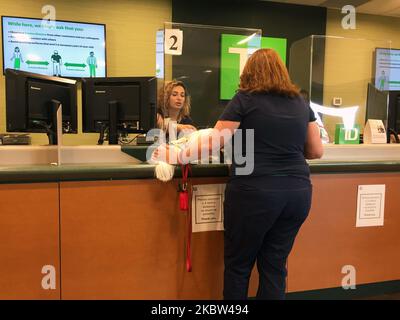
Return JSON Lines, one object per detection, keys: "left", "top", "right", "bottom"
{"left": 164, "top": 29, "right": 183, "bottom": 55}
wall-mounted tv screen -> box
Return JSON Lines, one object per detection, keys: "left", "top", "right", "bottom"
{"left": 374, "top": 48, "right": 400, "bottom": 91}
{"left": 2, "top": 16, "right": 106, "bottom": 78}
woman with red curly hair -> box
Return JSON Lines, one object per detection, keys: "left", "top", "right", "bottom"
{"left": 218, "top": 48, "right": 323, "bottom": 300}
{"left": 153, "top": 49, "right": 323, "bottom": 299}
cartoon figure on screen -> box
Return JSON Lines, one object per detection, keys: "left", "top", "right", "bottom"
{"left": 86, "top": 51, "right": 97, "bottom": 77}
{"left": 10, "top": 47, "right": 24, "bottom": 70}
{"left": 378, "top": 70, "right": 388, "bottom": 91}
{"left": 51, "top": 50, "right": 62, "bottom": 76}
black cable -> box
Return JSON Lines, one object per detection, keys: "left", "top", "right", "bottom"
{"left": 119, "top": 134, "right": 140, "bottom": 145}
{"left": 97, "top": 124, "right": 107, "bottom": 145}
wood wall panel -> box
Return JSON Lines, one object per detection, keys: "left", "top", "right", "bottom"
{"left": 0, "top": 183, "right": 60, "bottom": 299}
{"left": 60, "top": 178, "right": 228, "bottom": 299}
{"left": 288, "top": 173, "right": 400, "bottom": 292}
{"left": 0, "top": 171, "right": 398, "bottom": 298}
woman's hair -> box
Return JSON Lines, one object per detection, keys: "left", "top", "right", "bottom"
{"left": 299, "top": 89, "right": 310, "bottom": 103}
{"left": 157, "top": 80, "right": 191, "bottom": 122}
{"left": 239, "top": 48, "right": 300, "bottom": 97}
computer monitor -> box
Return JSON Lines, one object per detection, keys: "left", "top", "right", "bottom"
{"left": 387, "top": 90, "right": 400, "bottom": 141}
{"left": 374, "top": 48, "right": 400, "bottom": 91}
{"left": 5, "top": 68, "right": 78, "bottom": 145}
{"left": 81, "top": 77, "right": 157, "bottom": 144}
{"left": 365, "top": 83, "right": 400, "bottom": 142}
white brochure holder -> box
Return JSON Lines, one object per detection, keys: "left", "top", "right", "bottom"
{"left": 363, "top": 119, "right": 387, "bottom": 144}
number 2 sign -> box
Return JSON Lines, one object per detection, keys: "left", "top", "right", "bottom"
{"left": 164, "top": 29, "right": 183, "bottom": 55}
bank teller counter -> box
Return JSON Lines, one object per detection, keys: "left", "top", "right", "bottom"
{"left": 1, "top": 144, "right": 400, "bottom": 299}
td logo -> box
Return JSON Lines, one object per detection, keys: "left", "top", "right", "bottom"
{"left": 220, "top": 34, "right": 287, "bottom": 100}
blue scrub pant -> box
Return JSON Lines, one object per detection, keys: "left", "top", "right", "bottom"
{"left": 223, "top": 176, "right": 312, "bottom": 300}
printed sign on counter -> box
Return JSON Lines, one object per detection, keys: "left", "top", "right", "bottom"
{"left": 356, "top": 184, "right": 385, "bottom": 227}
{"left": 363, "top": 119, "right": 387, "bottom": 144}
{"left": 192, "top": 184, "right": 225, "bottom": 233}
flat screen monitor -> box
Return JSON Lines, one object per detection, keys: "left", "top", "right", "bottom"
{"left": 387, "top": 90, "right": 400, "bottom": 141}
{"left": 81, "top": 77, "right": 157, "bottom": 144}
{"left": 2, "top": 16, "right": 106, "bottom": 78}
{"left": 5, "top": 68, "right": 78, "bottom": 144}
{"left": 374, "top": 48, "right": 400, "bottom": 91}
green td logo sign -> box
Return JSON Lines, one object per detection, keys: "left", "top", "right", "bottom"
{"left": 220, "top": 34, "right": 287, "bottom": 100}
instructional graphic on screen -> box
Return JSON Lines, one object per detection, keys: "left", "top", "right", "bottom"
{"left": 2, "top": 17, "right": 106, "bottom": 77}
{"left": 375, "top": 48, "right": 400, "bottom": 91}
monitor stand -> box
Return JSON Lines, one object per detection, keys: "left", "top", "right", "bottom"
{"left": 97, "top": 123, "right": 107, "bottom": 145}
{"left": 108, "top": 100, "right": 118, "bottom": 145}
{"left": 30, "top": 99, "right": 62, "bottom": 146}
{"left": 48, "top": 99, "right": 62, "bottom": 145}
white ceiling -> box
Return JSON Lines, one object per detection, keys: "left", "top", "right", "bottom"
{"left": 262, "top": 0, "right": 400, "bottom": 18}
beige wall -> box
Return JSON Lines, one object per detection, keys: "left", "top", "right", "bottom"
{"left": 323, "top": 9, "right": 400, "bottom": 138}
{"left": 0, "top": 0, "right": 171, "bottom": 145}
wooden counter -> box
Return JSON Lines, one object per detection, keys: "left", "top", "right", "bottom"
{"left": 1, "top": 161, "right": 400, "bottom": 299}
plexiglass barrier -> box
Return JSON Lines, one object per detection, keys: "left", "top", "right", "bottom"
{"left": 157, "top": 22, "right": 262, "bottom": 129}
{"left": 289, "top": 35, "right": 393, "bottom": 143}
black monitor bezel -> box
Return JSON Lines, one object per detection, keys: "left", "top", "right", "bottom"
{"left": 373, "top": 47, "right": 400, "bottom": 91}
{"left": 81, "top": 76, "right": 157, "bottom": 135}
{"left": 5, "top": 68, "right": 78, "bottom": 134}
{"left": 1, "top": 15, "right": 107, "bottom": 79}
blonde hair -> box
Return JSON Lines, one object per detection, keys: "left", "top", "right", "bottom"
{"left": 239, "top": 48, "right": 300, "bottom": 97}
{"left": 157, "top": 80, "right": 191, "bottom": 122}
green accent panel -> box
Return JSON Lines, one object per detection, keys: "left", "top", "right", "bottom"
{"left": 0, "top": 163, "right": 230, "bottom": 184}
{"left": 220, "top": 34, "right": 287, "bottom": 100}
{"left": 220, "top": 34, "right": 259, "bottom": 100}
{"left": 2, "top": 159, "right": 400, "bottom": 184}
{"left": 334, "top": 124, "right": 361, "bottom": 144}
{"left": 0, "top": 164, "right": 157, "bottom": 184}
{"left": 309, "top": 161, "right": 400, "bottom": 174}
{"left": 260, "top": 37, "right": 287, "bottom": 64}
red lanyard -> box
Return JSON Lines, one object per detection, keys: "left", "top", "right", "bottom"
{"left": 179, "top": 165, "right": 189, "bottom": 211}
{"left": 179, "top": 164, "right": 192, "bottom": 272}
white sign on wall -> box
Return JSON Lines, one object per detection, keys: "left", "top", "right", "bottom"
{"left": 192, "top": 184, "right": 225, "bottom": 233}
{"left": 356, "top": 184, "right": 385, "bottom": 227}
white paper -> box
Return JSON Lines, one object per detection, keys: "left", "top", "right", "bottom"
{"left": 363, "top": 119, "right": 387, "bottom": 144}
{"left": 164, "top": 29, "right": 183, "bottom": 55}
{"left": 156, "top": 30, "right": 164, "bottom": 78}
{"left": 192, "top": 184, "right": 225, "bottom": 233}
{"left": 356, "top": 184, "right": 385, "bottom": 227}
